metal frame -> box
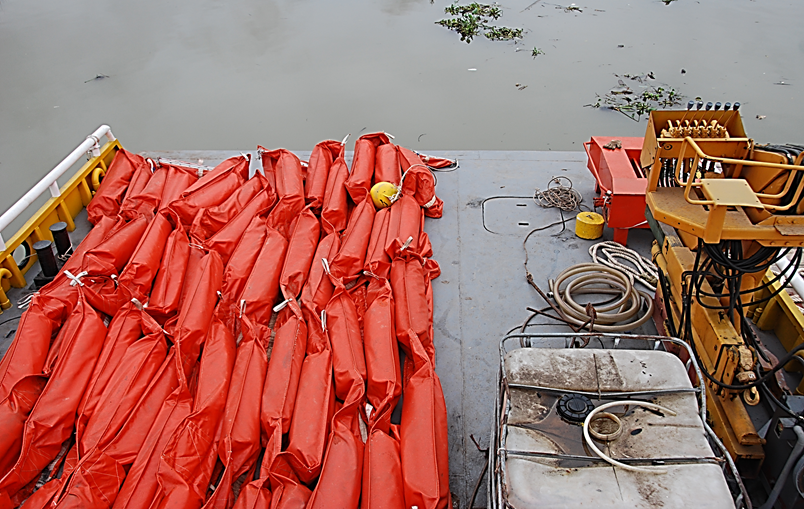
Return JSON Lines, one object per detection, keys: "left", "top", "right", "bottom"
{"left": 489, "top": 332, "right": 746, "bottom": 509}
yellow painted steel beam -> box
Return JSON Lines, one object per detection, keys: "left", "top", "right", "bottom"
{"left": 0, "top": 139, "right": 120, "bottom": 296}
{"left": 655, "top": 234, "right": 765, "bottom": 472}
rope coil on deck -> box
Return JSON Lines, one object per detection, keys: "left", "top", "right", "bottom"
{"left": 549, "top": 263, "right": 654, "bottom": 332}
{"left": 533, "top": 176, "right": 584, "bottom": 212}
{"left": 589, "top": 241, "right": 658, "bottom": 293}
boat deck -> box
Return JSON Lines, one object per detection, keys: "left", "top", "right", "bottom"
{"left": 0, "top": 149, "right": 667, "bottom": 506}
{"left": 144, "top": 149, "right": 660, "bottom": 505}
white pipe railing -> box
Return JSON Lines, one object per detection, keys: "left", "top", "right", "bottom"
{"left": 775, "top": 254, "right": 804, "bottom": 302}
{"left": 0, "top": 125, "right": 116, "bottom": 251}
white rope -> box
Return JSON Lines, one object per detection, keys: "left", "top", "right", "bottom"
{"left": 589, "top": 241, "right": 658, "bottom": 293}
{"left": 64, "top": 270, "right": 88, "bottom": 287}
{"left": 583, "top": 400, "right": 676, "bottom": 474}
{"left": 273, "top": 298, "right": 290, "bottom": 313}
{"left": 390, "top": 163, "right": 432, "bottom": 204}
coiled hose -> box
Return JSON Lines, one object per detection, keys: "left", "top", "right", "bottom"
{"left": 550, "top": 263, "right": 654, "bottom": 332}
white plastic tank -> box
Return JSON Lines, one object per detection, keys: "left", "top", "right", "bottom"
{"left": 495, "top": 348, "right": 733, "bottom": 508}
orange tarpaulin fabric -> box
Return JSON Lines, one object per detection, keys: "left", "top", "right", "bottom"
{"left": 202, "top": 316, "right": 267, "bottom": 509}
{"left": 284, "top": 310, "right": 334, "bottom": 485}
{"left": 374, "top": 144, "right": 402, "bottom": 186}
{"left": 261, "top": 149, "right": 305, "bottom": 238}
{"left": 147, "top": 222, "right": 191, "bottom": 325}
{"left": 362, "top": 425, "right": 405, "bottom": 509}
{"left": 219, "top": 216, "right": 269, "bottom": 309}
{"left": 2, "top": 137, "right": 450, "bottom": 509}
{"left": 346, "top": 132, "right": 390, "bottom": 203}
{"left": 153, "top": 316, "right": 236, "bottom": 509}
{"left": 0, "top": 291, "right": 107, "bottom": 503}
{"left": 305, "top": 140, "right": 343, "bottom": 213}
{"left": 76, "top": 302, "right": 168, "bottom": 457}
{"left": 121, "top": 164, "right": 198, "bottom": 219}
{"left": 170, "top": 156, "right": 249, "bottom": 228}
{"left": 190, "top": 174, "right": 269, "bottom": 241}
{"left": 86, "top": 149, "right": 149, "bottom": 225}
{"left": 321, "top": 146, "right": 349, "bottom": 235}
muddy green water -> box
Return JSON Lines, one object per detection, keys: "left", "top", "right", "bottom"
{"left": 1, "top": 0, "right": 802, "bottom": 223}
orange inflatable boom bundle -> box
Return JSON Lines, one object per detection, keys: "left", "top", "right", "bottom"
{"left": 0, "top": 133, "right": 454, "bottom": 509}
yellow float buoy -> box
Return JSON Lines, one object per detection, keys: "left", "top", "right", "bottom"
{"left": 575, "top": 211, "right": 605, "bottom": 240}
{"left": 370, "top": 181, "right": 398, "bottom": 209}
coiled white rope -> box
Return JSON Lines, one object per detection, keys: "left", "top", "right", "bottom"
{"left": 551, "top": 263, "right": 654, "bottom": 332}
{"left": 589, "top": 241, "right": 658, "bottom": 293}
{"left": 583, "top": 400, "right": 676, "bottom": 474}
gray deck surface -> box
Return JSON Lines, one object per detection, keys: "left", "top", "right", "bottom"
{"left": 1, "top": 149, "right": 659, "bottom": 508}
{"left": 419, "top": 150, "right": 656, "bottom": 507}
{"left": 147, "top": 149, "right": 660, "bottom": 507}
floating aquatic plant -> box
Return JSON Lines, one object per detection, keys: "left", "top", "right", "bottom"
{"left": 586, "top": 72, "right": 683, "bottom": 121}
{"left": 485, "top": 27, "right": 523, "bottom": 41}
{"left": 436, "top": 2, "right": 523, "bottom": 43}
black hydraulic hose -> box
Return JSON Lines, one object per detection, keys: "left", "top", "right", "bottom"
{"left": 679, "top": 239, "right": 804, "bottom": 391}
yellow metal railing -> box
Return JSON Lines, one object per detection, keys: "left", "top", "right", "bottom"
{"left": 667, "top": 137, "right": 804, "bottom": 211}
{"left": 0, "top": 135, "right": 120, "bottom": 304}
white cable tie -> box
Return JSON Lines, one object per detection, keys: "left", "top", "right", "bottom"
{"left": 217, "top": 290, "right": 222, "bottom": 299}
{"left": 321, "top": 258, "right": 331, "bottom": 275}
{"left": 384, "top": 132, "right": 395, "bottom": 139}
{"left": 321, "top": 310, "right": 327, "bottom": 332}
{"left": 239, "top": 299, "right": 246, "bottom": 318}
{"left": 273, "top": 298, "right": 291, "bottom": 313}
{"left": 64, "top": 270, "right": 87, "bottom": 287}
{"left": 423, "top": 195, "right": 437, "bottom": 208}
{"left": 363, "top": 270, "right": 380, "bottom": 280}
{"left": 248, "top": 150, "right": 264, "bottom": 179}
{"left": 131, "top": 298, "right": 144, "bottom": 310}
{"left": 358, "top": 413, "right": 368, "bottom": 444}
{"left": 401, "top": 236, "right": 413, "bottom": 251}
{"left": 341, "top": 133, "right": 350, "bottom": 146}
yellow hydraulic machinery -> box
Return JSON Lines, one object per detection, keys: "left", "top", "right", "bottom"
{"left": 643, "top": 106, "right": 804, "bottom": 477}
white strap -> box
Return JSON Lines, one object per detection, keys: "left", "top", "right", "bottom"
{"left": 362, "top": 270, "right": 381, "bottom": 280}
{"left": 65, "top": 270, "right": 87, "bottom": 287}
{"left": 273, "top": 298, "right": 290, "bottom": 313}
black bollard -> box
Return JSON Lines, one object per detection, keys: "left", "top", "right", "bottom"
{"left": 33, "top": 240, "right": 59, "bottom": 278}
{"left": 49, "top": 222, "right": 72, "bottom": 256}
